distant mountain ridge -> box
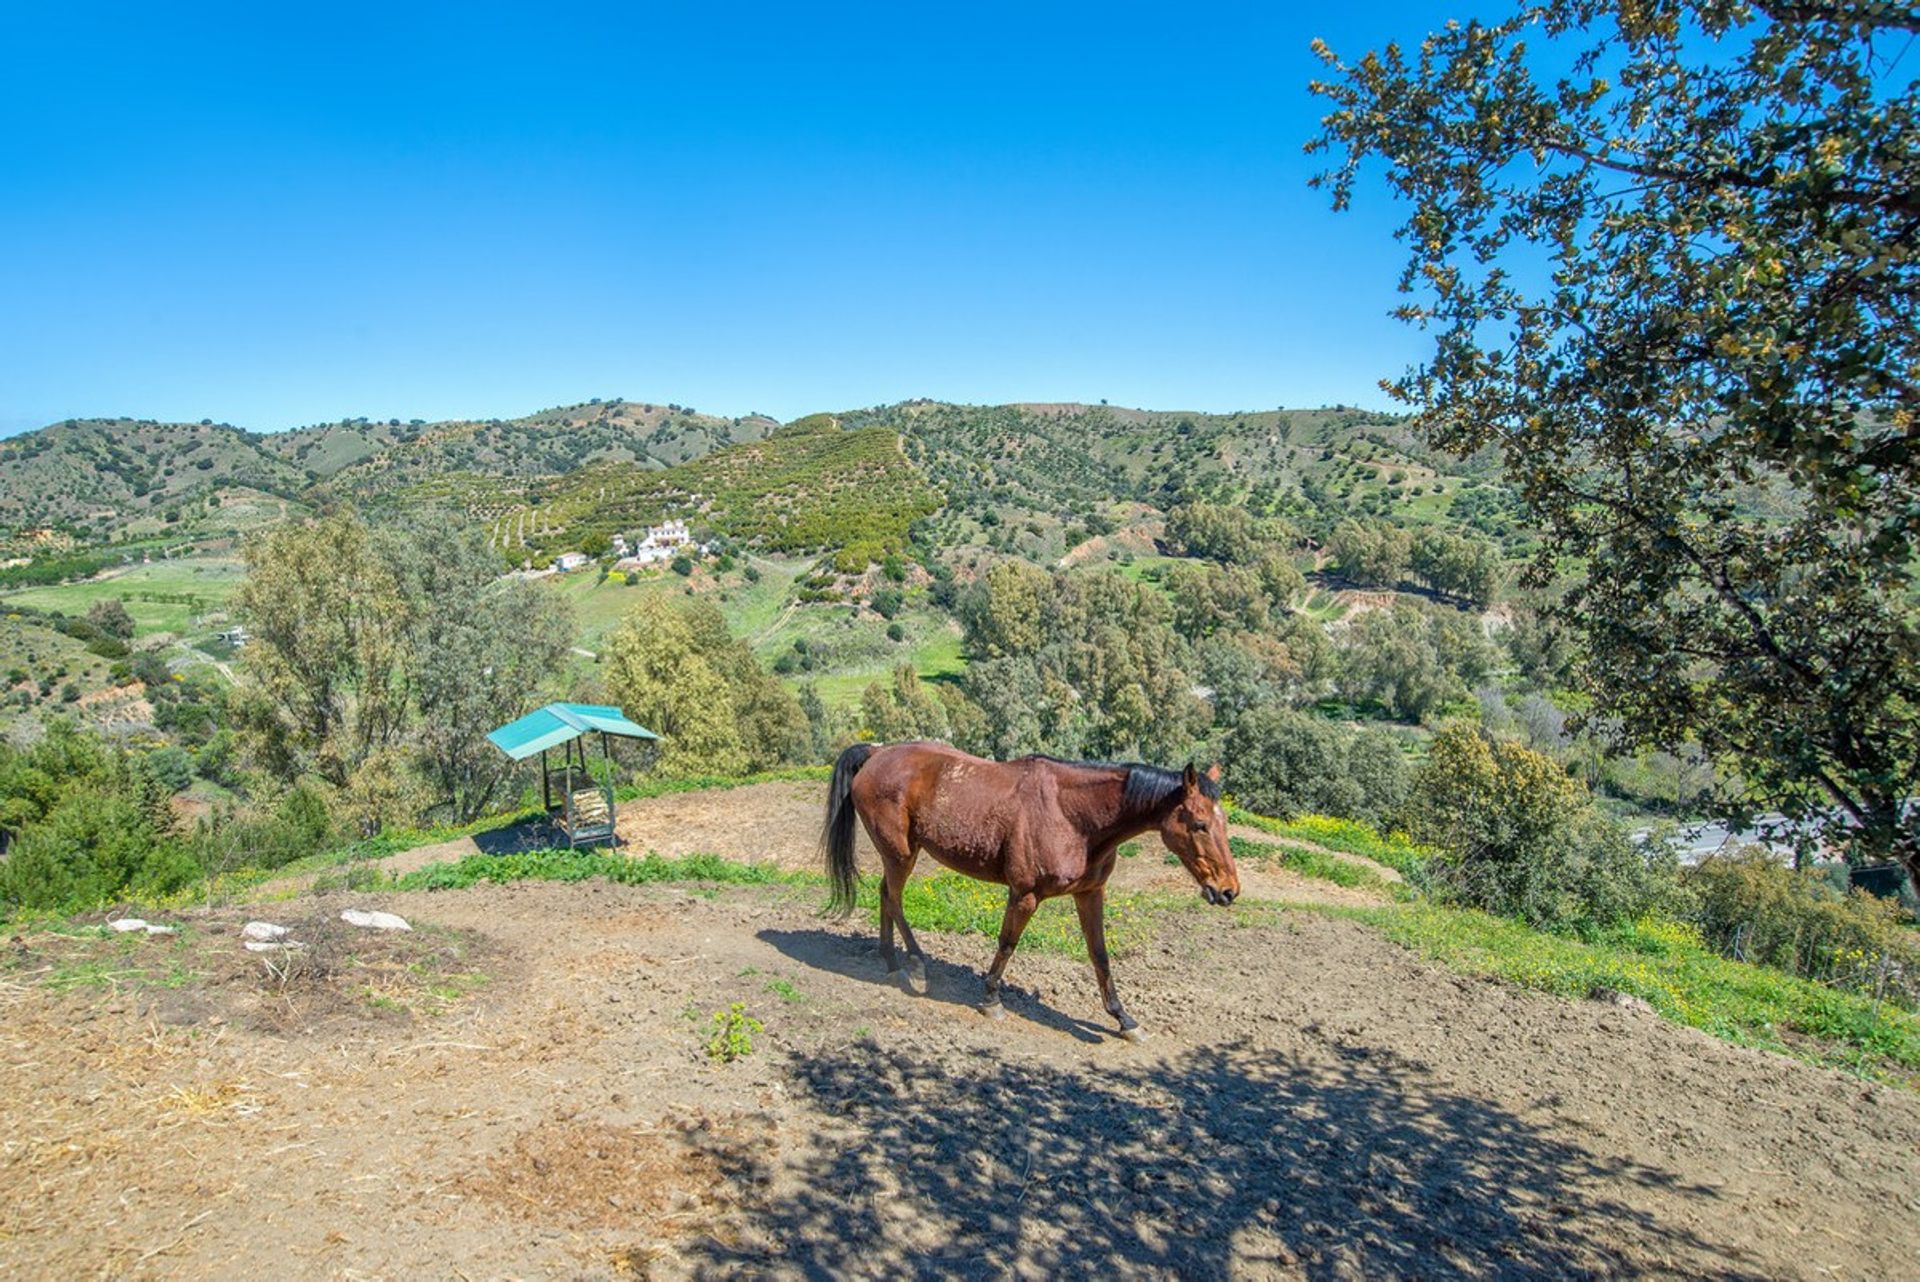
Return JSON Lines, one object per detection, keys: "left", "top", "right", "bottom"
{"left": 0, "top": 400, "right": 776, "bottom": 537}
{"left": 0, "top": 398, "right": 1504, "bottom": 567}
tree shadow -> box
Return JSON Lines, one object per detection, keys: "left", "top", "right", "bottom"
{"left": 466, "top": 814, "right": 628, "bottom": 855}
{"left": 757, "top": 927, "right": 1112, "bottom": 1045}
{"left": 470, "top": 817, "right": 562, "bottom": 854}
{"left": 683, "top": 1038, "right": 1757, "bottom": 1279}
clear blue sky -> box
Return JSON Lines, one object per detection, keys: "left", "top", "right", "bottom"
{"left": 0, "top": 1, "right": 1452, "bottom": 435}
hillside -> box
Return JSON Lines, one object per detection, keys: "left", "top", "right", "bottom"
{"left": 0, "top": 400, "right": 780, "bottom": 545}
{"left": 0, "top": 419, "right": 309, "bottom": 536}
{"left": 311, "top": 399, "right": 780, "bottom": 501}
{"left": 3, "top": 784, "right": 1916, "bottom": 1278}
{"left": 467, "top": 417, "right": 940, "bottom": 569}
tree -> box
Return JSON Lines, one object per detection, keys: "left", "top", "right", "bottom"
{"left": 1405, "top": 725, "right": 1672, "bottom": 929}
{"left": 1225, "top": 706, "right": 1410, "bottom": 825}
{"left": 231, "top": 513, "right": 414, "bottom": 792}
{"left": 1164, "top": 562, "right": 1270, "bottom": 639}
{"left": 604, "top": 597, "right": 749, "bottom": 778}
{"left": 1165, "top": 502, "right": 1259, "bottom": 563}
{"left": 603, "top": 596, "right": 807, "bottom": 777}
{"left": 1311, "top": 3, "right": 1920, "bottom": 877}
{"left": 86, "top": 598, "right": 135, "bottom": 642}
{"left": 1330, "top": 519, "right": 1410, "bottom": 588}
{"left": 233, "top": 512, "right": 575, "bottom": 824}
{"left": 393, "top": 519, "right": 574, "bottom": 821}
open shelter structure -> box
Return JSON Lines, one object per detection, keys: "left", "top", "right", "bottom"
{"left": 485, "top": 702, "right": 658, "bottom": 848}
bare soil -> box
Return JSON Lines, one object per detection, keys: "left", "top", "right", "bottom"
{"left": 4, "top": 788, "right": 1919, "bottom": 1279}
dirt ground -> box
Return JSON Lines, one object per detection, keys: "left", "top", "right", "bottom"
{"left": 5, "top": 789, "right": 1920, "bottom": 1279}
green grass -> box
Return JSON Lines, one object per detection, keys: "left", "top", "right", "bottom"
{"left": 1227, "top": 806, "right": 1433, "bottom": 880}
{"left": 0, "top": 556, "right": 246, "bottom": 636}
{"left": 892, "top": 873, "right": 1188, "bottom": 959}
{"left": 556, "top": 554, "right": 808, "bottom": 650}
{"left": 384, "top": 846, "right": 1189, "bottom": 961}
{"left": 754, "top": 600, "right": 966, "bottom": 710}
{"left": 1352, "top": 903, "right": 1920, "bottom": 1084}
{"left": 394, "top": 849, "right": 805, "bottom": 892}
{"left": 1229, "top": 835, "right": 1392, "bottom": 894}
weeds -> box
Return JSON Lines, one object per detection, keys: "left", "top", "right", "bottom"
{"left": 705, "top": 1003, "right": 764, "bottom": 1062}
{"left": 1229, "top": 836, "right": 1391, "bottom": 893}
{"left": 1227, "top": 806, "right": 1433, "bottom": 880}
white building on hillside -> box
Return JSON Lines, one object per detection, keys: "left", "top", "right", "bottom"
{"left": 616, "top": 519, "right": 695, "bottom": 568}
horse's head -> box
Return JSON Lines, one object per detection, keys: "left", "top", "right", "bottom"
{"left": 1158, "top": 762, "right": 1239, "bottom": 907}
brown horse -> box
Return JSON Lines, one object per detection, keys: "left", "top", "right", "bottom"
{"left": 820, "top": 741, "right": 1240, "bottom": 1040}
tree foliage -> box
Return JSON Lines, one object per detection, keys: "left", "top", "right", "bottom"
{"left": 604, "top": 596, "right": 807, "bottom": 778}
{"left": 232, "top": 511, "right": 575, "bottom": 823}
{"left": 1312, "top": 1, "right": 1920, "bottom": 875}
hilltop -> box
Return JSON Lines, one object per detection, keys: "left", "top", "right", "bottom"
{"left": 0, "top": 399, "right": 778, "bottom": 546}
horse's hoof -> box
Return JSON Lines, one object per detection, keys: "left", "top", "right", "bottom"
{"left": 903, "top": 961, "right": 928, "bottom": 995}
{"left": 979, "top": 1001, "right": 1006, "bottom": 1021}
{"left": 1118, "top": 1025, "right": 1149, "bottom": 1043}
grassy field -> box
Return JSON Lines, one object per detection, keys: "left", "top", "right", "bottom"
{"left": 0, "top": 556, "right": 246, "bottom": 637}
{"left": 550, "top": 554, "right": 809, "bottom": 649}
{"left": 754, "top": 602, "right": 966, "bottom": 708}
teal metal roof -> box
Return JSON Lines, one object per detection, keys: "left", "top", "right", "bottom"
{"left": 486, "top": 701, "right": 659, "bottom": 761}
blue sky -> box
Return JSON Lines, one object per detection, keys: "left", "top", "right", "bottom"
{"left": 0, "top": 2, "right": 1454, "bottom": 435}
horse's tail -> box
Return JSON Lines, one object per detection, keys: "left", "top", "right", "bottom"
{"left": 822, "top": 742, "right": 876, "bottom": 917}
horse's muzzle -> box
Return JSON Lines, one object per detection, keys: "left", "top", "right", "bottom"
{"left": 1202, "top": 885, "right": 1237, "bottom": 907}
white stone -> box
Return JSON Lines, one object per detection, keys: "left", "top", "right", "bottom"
{"left": 241, "top": 921, "right": 289, "bottom": 942}
{"left": 244, "top": 940, "right": 300, "bottom": 953}
{"left": 340, "top": 909, "right": 411, "bottom": 932}
{"left": 108, "top": 918, "right": 149, "bottom": 933}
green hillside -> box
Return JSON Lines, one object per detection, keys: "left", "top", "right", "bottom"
{"left": 459, "top": 417, "right": 940, "bottom": 570}
{"left": 315, "top": 399, "right": 779, "bottom": 501}
{"left": 0, "top": 419, "right": 308, "bottom": 537}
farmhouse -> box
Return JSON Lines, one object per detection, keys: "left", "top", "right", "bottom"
{"left": 614, "top": 519, "right": 694, "bottom": 569}
{"left": 550, "top": 551, "right": 591, "bottom": 573}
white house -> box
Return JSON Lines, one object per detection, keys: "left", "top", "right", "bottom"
{"left": 552, "top": 551, "right": 591, "bottom": 573}
{"left": 616, "top": 520, "right": 696, "bottom": 568}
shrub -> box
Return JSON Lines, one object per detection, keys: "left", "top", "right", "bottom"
{"left": 1406, "top": 726, "right": 1679, "bottom": 931}
{"left": 1225, "top": 706, "right": 1408, "bottom": 827}
{"left": 1685, "top": 849, "right": 1919, "bottom": 1001}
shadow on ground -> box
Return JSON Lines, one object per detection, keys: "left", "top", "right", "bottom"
{"left": 758, "top": 927, "right": 1113, "bottom": 1044}
{"left": 683, "top": 1034, "right": 1753, "bottom": 1279}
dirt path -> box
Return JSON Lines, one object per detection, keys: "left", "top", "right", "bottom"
{"left": 365, "top": 781, "right": 1398, "bottom": 910}
{"left": 4, "top": 873, "right": 1918, "bottom": 1279}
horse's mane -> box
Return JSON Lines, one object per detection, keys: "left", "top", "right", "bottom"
{"left": 1023, "top": 754, "right": 1221, "bottom": 815}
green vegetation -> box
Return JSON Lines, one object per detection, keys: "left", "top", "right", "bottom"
{"left": 1312, "top": 1, "right": 1920, "bottom": 882}
{"left": 394, "top": 849, "right": 800, "bottom": 893}
{"left": 1227, "top": 807, "right": 1432, "bottom": 880}
{"left": 1, "top": 558, "right": 246, "bottom": 637}
{"left": 232, "top": 511, "right": 573, "bottom": 825}
{"left": 1229, "top": 835, "right": 1391, "bottom": 893}
{"left": 1362, "top": 906, "right": 1920, "bottom": 1084}
{"left": 705, "top": 1002, "right": 764, "bottom": 1062}
{"left": 603, "top": 595, "right": 809, "bottom": 778}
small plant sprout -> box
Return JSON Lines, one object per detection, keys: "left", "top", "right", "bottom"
{"left": 705, "top": 1002, "right": 763, "bottom": 1062}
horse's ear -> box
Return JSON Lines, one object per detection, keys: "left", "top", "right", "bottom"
{"left": 1183, "top": 762, "right": 1198, "bottom": 790}
{"left": 1205, "top": 762, "right": 1222, "bottom": 783}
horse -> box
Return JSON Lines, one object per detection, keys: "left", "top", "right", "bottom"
{"left": 820, "top": 740, "right": 1240, "bottom": 1040}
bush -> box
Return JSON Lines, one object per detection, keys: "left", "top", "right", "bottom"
{"left": 1685, "top": 849, "right": 1919, "bottom": 1001}
{"left": 1406, "top": 726, "right": 1679, "bottom": 931}
{"left": 1225, "top": 706, "right": 1409, "bottom": 827}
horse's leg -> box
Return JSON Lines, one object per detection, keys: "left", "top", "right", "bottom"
{"left": 1075, "top": 887, "right": 1144, "bottom": 1042}
{"left": 881, "top": 857, "right": 928, "bottom": 994}
{"left": 979, "top": 889, "right": 1039, "bottom": 1019}
{"left": 862, "top": 813, "right": 923, "bottom": 991}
